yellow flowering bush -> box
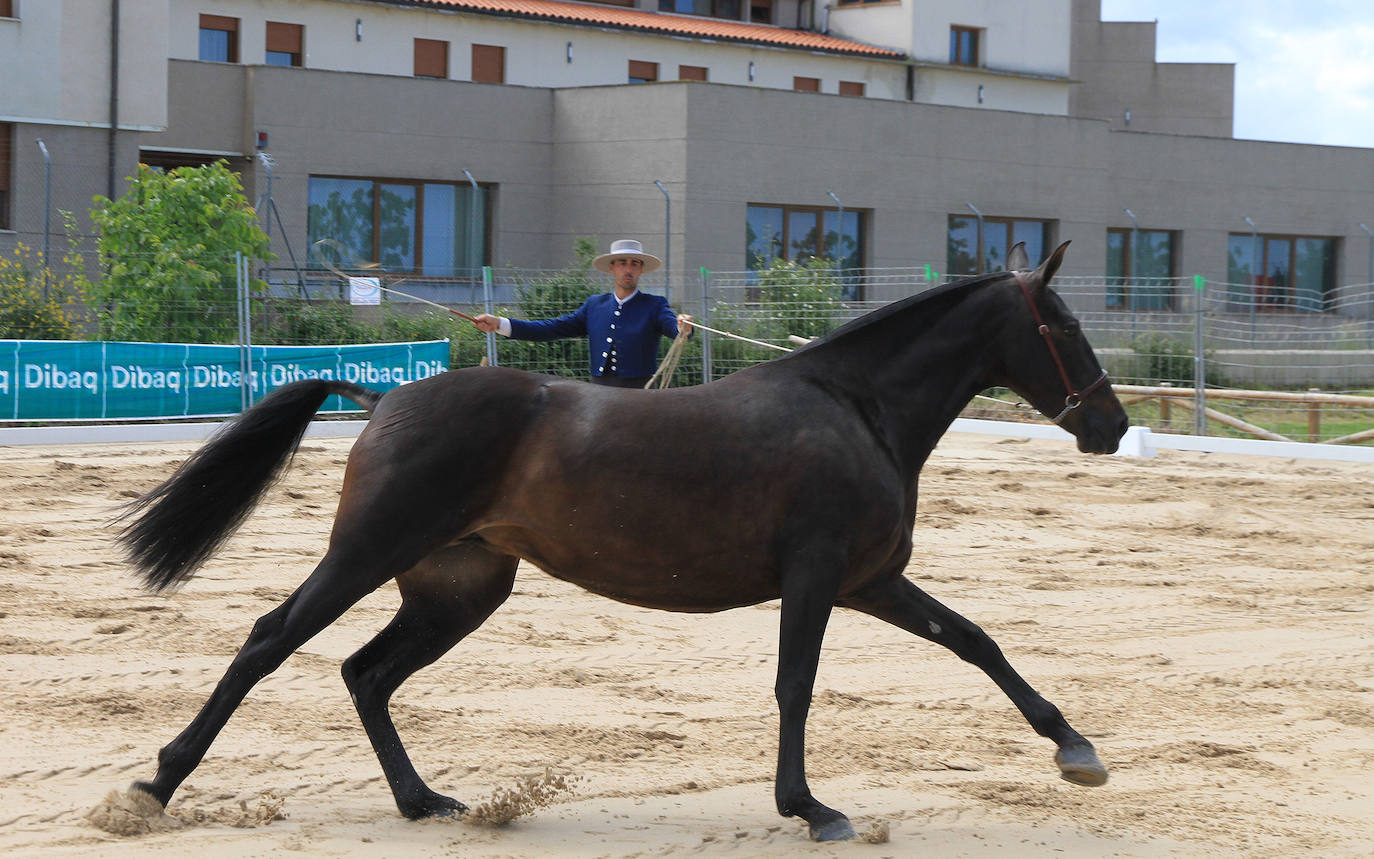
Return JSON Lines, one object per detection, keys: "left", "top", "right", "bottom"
{"left": 0, "top": 235, "right": 89, "bottom": 340}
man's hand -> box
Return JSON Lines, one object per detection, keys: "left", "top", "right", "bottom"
{"left": 677, "top": 314, "right": 694, "bottom": 335}
{"left": 472, "top": 314, "right": 501, "bottom": 333}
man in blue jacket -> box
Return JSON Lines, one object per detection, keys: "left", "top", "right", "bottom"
{"left": 474, "top": 239, "right": 692, "bottom": 388}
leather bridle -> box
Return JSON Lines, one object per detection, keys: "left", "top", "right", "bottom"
{"left": 1012, "top": 271, "right": 1110, "bottom": 425}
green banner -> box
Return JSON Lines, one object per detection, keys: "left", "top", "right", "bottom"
{"left": 0, "top": 340, "right": 450, "bottom": 420}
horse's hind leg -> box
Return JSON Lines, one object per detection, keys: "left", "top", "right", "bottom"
{"left": 133, "top": 551, "right": 396, "bottom": 807}
{"left": 341, "top": 541, "right": 517, "bottom": 819}
{"left": 838, "top": 573, "right": 1108, "bottom": 786}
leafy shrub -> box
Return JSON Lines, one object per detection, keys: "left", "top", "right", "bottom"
{"left": 89, "top": 161, "right": 272, "bottom": 344}
{"left": 1129, "top": 332, "right": 1225, "bottom": 387}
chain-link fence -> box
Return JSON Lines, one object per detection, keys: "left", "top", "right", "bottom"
{"left": 4, "top": 250, "right": 1373, "bottom": 443}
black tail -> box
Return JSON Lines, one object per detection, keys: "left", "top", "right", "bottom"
{"left": 116, "top": 380, "right": 381, "bottom": 592}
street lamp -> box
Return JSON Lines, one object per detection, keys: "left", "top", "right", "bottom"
{"left": 966, "top": 201, "right": 984, "bottom": 273}
{"left": 654, "top": 179, "right": 670, "bottom": 298}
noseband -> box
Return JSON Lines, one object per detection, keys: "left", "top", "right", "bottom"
{"left": 1012, "top": 272, "right": 1110, "bottom": 424}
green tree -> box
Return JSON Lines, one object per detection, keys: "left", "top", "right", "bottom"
{"left": 89, "top": 161, "right": 272, "bottom": 343}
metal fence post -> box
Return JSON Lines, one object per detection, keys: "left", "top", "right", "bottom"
{"left": 237, "top": 252, "right": 252, "bottom": 413}
{"left": 36, "top": 139, "right": 52, "bottom": 297}
{"left": 700, "top": 266, "right": 712, "bottom": 385}
{"left": 482, "top": 264, "right": 497, "bottom": 366}
{"left": 1193, "top": 274, "right": 1207, "bottom": 437}
{"left": 1360, "top": 223, "right": 1373, "bottom": 350}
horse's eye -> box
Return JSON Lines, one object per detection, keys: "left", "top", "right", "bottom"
{"left": 1062, "top": 323, "right": 1081, "bottom": 338}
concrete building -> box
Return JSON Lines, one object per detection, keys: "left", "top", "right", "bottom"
{"left": 2, "top": 0, "right": 1372, "bottom": 314}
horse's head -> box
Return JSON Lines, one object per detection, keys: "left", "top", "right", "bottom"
{"left": 990, "top": 241, "right": 1129, "bottom": 454}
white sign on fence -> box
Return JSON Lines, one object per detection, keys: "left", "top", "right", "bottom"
{"left": 348, "top": 276, "right": 381, "bottom": 306}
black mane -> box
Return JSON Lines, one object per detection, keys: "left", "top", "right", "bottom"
{"left": 806, "top": 270, "right": 1013, "bottom": 347}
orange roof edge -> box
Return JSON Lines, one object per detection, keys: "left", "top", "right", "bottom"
{"left": 391, "top": 0, "right": 907, "bottom": 60}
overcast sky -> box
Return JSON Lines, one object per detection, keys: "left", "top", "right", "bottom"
{"left": 1099, "top": 1, "right": 1374, "bottom": 148}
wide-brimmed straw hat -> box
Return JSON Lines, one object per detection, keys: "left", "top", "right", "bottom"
{"left": 592, "top": 239, "right": 662, "bottom": 274}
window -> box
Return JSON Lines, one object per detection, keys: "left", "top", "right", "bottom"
{"left": 0, "top": 1, "right": 15, "bottom": 18}
{"left": 1106, "top": 228, "right": 1177, "bottom": 310}
{"left": 139, "top": 150, "right": 236, "bottom": 172}
{"left": 947, "top": 216, "right": 1050, "bottom": 275}
{"left": 658, "top": 0, "right": 741, "bottom": 19}
{"left": 307, "top": 177, "right": 491, "bottom": 277}
{"left": 472, "top": 44, "right": 505, "bottom": 84}
{"left": 950, "top": 26, "right": 980, "bottom": 66}
{"left": 747, "top": 204, "right": 865, "bottom": 298}
{"left": 750, "top": 0, "right": 771, "bottom": 23}
{"left": 838, "top": 81, "right": 865, "bottom": 97}
{"left": 793, "top": 76, "right": 820, "bottom": 92}
{"left": 414, "top": 38, "right": 448, "bottom": 79}
{"left": 0, "top": 122, "right": 11, "bottom": 230}
{"left": 1227, "top": 233, "right": 1336, "bottom": 312}
{"left": 198, "top": 14, "right": 239, "bottom": 63}
{"left": 679, "top": 65, "right": 708, "bottom": 82}
{"left": 628, "top": 60, "right": 658, "bottom": 83}
{"left": 265, "top": 21, "right": 303, "bottom": 67}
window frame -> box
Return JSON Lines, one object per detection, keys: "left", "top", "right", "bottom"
{"left": 746, "top": 202, "right": 866, "bottom": 299}
{"left": 628, "top": 60, "right": 659, "bottom": 83}
{"left": 414, "top": 38, "right": 448, "bottom": 79}
{"left": 946, "top": 215, "right": 1052, "bottom": 275}
{"left": 0, "top": 1, "right": 16, "bottom": 18}
{"left": 198, "top": 14, "right": 239, "bottom": 64}
{"left": 793, "top": 76, "right": 820, "bottom": 92}
{"left": 950, "top": 25, "right": 980, "bottom": 67}
{"left": 657, "top": 0, "right": 742, "bottom": 19}
{"left": 264, "top": 21, "right": 303, "bottom": 67}
{"left": 471, "top": 44, "right": 506, "bottom": 84}
{"left": 838, "top": 80, "right": 865, "bottom": 97}
{"left": 1227, "top": 232, "right": 1337, "bottom": 313}
{"left": 678, "top": 64, "right": 708, "bottom": 82}
{"left": 307, "top": 175, "right": 493, "bottom": 278}
{"left": 1106, "top": 227, "right": 1178, "bottom": 311}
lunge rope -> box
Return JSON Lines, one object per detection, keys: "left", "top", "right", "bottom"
{"left": 646, "top": 325, "right": 1022, "bottom": 411}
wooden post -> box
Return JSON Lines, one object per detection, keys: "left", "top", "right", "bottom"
{"left": 1307, "top": 389, "right": 1321, "bottom": 442}
{"left": 1159, "top": 382, "right": 1172, "bottom": 425}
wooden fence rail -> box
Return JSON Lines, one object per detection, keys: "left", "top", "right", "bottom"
{"left": 1111, "top": 384, "right": 1374, "bottom": 445}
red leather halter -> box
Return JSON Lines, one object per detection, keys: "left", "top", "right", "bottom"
{"left": 1012, "top": 271, "right": 1110, "bottom": 425}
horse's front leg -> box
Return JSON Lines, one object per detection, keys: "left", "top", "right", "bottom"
{"left": 774, "top": 553, "right": 856, "bottom": 842}
{"left": 838, "top": 573, "right": 1108, "bottom": 786}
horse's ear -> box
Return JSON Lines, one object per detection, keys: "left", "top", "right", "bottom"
{"left": 1031, "top": 240, "right": 1071, "bottom": 287}
{"left": 1006, "top": 242, "right": 1029, "bottom": 272}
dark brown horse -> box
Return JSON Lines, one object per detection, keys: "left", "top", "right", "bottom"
{"left": 117, "top": 241, "right": 1127, "bottom": 841}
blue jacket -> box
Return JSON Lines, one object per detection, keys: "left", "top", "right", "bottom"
{"left": 508, "top": 291, "right": 682, "bottom": 378}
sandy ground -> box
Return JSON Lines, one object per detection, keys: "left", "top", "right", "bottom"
{"left": 0, "top": 430, "right": 1371, "bottom": 858}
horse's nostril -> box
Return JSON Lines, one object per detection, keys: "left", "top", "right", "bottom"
{"left": 1116, "top": 415, "right": 1130, "bottom": 438}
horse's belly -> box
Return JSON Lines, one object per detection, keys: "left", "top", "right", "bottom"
{"left": 478, "top": 526, "right": 782, "bottom": 612}
{"left": 543, "top": 565, "right": 781, "bottom": 613}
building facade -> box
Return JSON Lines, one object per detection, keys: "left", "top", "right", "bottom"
{"left": 2, "top": 0, "right": 1372, "bottom": 314}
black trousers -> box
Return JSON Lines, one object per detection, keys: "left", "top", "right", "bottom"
{"left": 591, "top": 375, "right": 651, "bottom": 389}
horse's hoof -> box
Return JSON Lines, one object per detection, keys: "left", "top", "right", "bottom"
{"left": 1055, "top": 744, "right": 1108, "bottom": 786}
{"left": 809, "top": 816, "right": 858, "bottom": 842}
{"left": 129, "top": 780, "right": 168, "bottom": 807}
{"left": 401, "top": 794, "right": 467, "bottom": 820}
